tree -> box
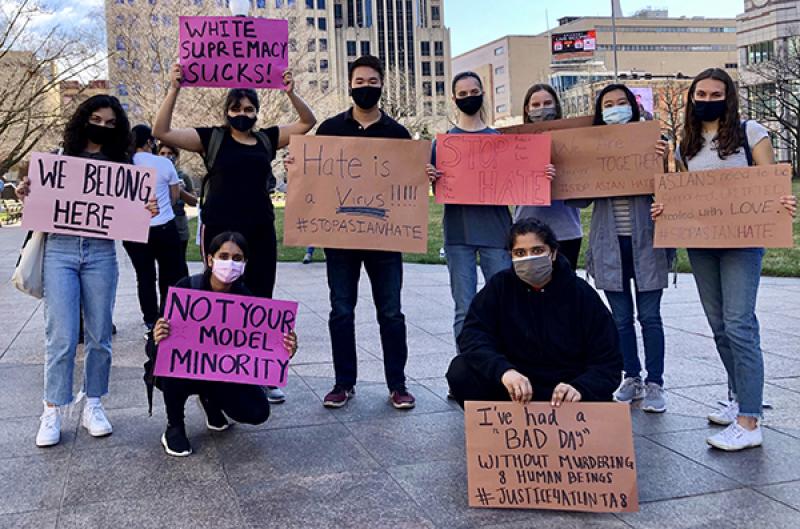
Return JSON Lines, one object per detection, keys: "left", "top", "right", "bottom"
{"left": 656, "top": 80, "right": 688, "bottom": 154}
{"left": 0, "top": 0, "right": 106, "bottom": 176}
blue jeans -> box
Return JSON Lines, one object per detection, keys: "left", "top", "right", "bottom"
{"left": 688, "top": 248, "right": 764, "bottom": 418}
{"left": 445, "top": 245, "right": 511, "bottom": 342}
{"left": 324, "top": 249, "right": 407, "bottom": 391}
{"left": 604, "top": 237, "right": 665, "bottom": 386}
{"left": 43, "top": 235, "right": 118, "bottom": 406}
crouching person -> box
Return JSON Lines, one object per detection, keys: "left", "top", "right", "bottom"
{"left": 447, "top": 219, "right": 621, "bottom": 407}
{"left": 151, "top": 231, "right": 298, "bottom": 456}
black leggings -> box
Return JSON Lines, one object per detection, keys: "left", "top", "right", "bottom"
{"left": 202, "top": 223, "right": 277, "bottom": 298}
{"left": 161, "top": 377, "right": 270, "bottom": 427}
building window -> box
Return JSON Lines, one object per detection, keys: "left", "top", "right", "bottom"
{"left": 436, "top": 101, "right": 446, "bottom": 115}
{"left": 496, "top": 104, "right": 508, "bottom": 113}
{"left": 317, "top": 0, "right": 325, "bottom": 8}
{"left": 257, "top": 0, "right": 266, "bottom": 7}
{"left": 319, "top": 38, "right": 328, "bottom": 51}
{"left": 422, "top": 62, "right": 431, "bottom": 76}
{"left": 347, "top": 40, "right": 357, "bottom": 56}
{"left": 194, "top": 0, "right": 203, "bottom": 5}
{"left": 431, "top": 5, "right": 440, "bottom": 22}
{"left": 308, "top": 61, "right": 317, "bottom": 72}
{"left": 725, "top": 62, "right": 737, "bottom": 69}
{"left": 360, "top": 41, "right": 370, "bottom": 55}
{"left": 435, "top": 61, "right": 444, "bottom": 76}
{"left": 495, "top": 85, "right": 505, "bottom": 94}
{"left": 424, "top": 101, "right": 433, "bottom": 116}
{"left": 422, "top": 81, "right": 432, "bottom": 96}
{"left": 747, "top": 41, "right": 774, "bottom": 64}
{"left": 162, "top": 15, "right": 172, "bottom": 25}
{"left": 308, "top": 39, "right": 316, "bottom": 52}
{"left": 320, "top": 59, "right": 329, "bottom": 71}
{"left": 494, "top": 65, "right": 505, "bottom": 75}
{"left": 318, "top": 17, "right": 327, "bottom": 30}
{"left": 321, "top": 79, "right": 329, "bottom": 92}
{"left": 308, "top": 80, "right": 318, "bottom": 88}
{"left": 117, "top": 83, "right": 128, "bottom": 96}
{"left": 420, "top": 41, "right": 430, "bottom": 56}
{"left": 334, "top": 3, "right": 343, "bottom": 26}
{"left": 288, "top": 0, "right": 296, "bottom": 5}
{"left": 436, "top": 81, "right": 445, "bottom": 95}
{"left": 434, "top": 41, "right": 444, "bottom": 56}
{"left": 306, "top": 16, "right": 314, "bottom": 25}
{"left": 116, "top": 36, "right": 126, "bottom": 51}
{"left": 305, "top": 0, "right": 313, "bottom": 7}
{"left": 494, "top": 46, "right": 504, "bottom": 56}
{"left": 116, "top": 58, "right": 127, "bottom": 71}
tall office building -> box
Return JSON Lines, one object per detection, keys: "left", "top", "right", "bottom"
{"left": 104, "top": 0, "right": 451, "bottom": 132}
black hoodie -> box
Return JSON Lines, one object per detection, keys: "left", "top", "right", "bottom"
{"left": 457, "top": 254, "right": 622, "bottom": 402}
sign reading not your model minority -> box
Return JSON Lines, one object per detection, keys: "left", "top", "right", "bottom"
{"left": 179, "top": 16, "right": 289, "bottom": 89}
{"left": 21, "top": 152, "right": 154, "bottom": 242}
{"left": 154, "top": 287, "right": 298, "bottom": 387}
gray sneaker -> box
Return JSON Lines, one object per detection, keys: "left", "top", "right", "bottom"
{"left": 641, "top": 383, "right": 667, "bottom": 413}
{"left": 613, "top": 377, "right": 644, "bottom": 403}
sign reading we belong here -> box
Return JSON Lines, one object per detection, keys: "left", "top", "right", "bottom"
{"left": 21, "top": 152, "right": 154, "bottom": 242}
{"left": 179, "top": 16, "right": 289, "bottom": 89}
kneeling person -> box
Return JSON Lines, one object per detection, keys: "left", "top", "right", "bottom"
{"left": 447, "top": 219, "right": 621, "bottom": 406}
{"left": 152, "top": 232, "right": 298, "bottom": 456}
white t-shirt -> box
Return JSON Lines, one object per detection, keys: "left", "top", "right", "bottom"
{"left": 680, "top": 120, "right": 770, "bottom": 171}
{"left": 133, "top": 151, "right": 179, "bottom": 227}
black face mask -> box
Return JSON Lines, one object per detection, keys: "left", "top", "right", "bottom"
{"left": 455, "top": 94, "right": 483, "bottom": 116}
{"left": 228, "top": 114, "right": 257, "bottom": 132}
{"left": 693, "top": 100, "right": 727, "bottom": 122}
{"left": 351, "top": 86, "right": 382, "bottom": 110}
{"left": 86, "top": 123, "right": 114, "bottom": 146}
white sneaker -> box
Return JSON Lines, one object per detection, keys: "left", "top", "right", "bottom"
{"left": 266, "top": 386, "right": 286, "bottom": 404}
{"left": 82, "top": 399, "right": 113, "bottom": 437}
{"left": 708, "top": 400, "right": 739, "bottom": 426}
{"left": 706, "top": 422, "right": 763, "bottom": 451}
{"left": 36, "top": 405, "right": 62, "bottom": 447}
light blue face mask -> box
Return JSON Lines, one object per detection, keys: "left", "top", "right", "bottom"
{"left": 602, "top": 105, "right": 633, "bottom": 125}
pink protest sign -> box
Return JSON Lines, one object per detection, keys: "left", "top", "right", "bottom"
{"left": 154, "top": 287, "right": 298, "bottom": 387}
{"left": 179, "top": 16, "right": 289, "bottom": 89}
{"left": 21, "top": 152, "right": 154, "bottom": 242}
{"left": 434, "top": 134, "right": 552, "bottom": 206}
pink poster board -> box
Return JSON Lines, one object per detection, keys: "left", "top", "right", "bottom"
{"left": 21, "top": 152, "right": 154, "bottom": 242}
{"left": 179, "top": 16, "right": 289, "bottom": 89}
{"left": 434, "top": 134, "right": 552, "bottom": 206}
{"left": 154, "top": 287, "right": 298, "bottom": 387}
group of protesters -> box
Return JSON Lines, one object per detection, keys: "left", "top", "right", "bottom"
{"left": 13, "top": 53, "right": 797, "bottom": 457}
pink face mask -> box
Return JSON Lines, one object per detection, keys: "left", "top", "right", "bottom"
{"left": 211, "top": 258, "right": 246, "bottom": 284}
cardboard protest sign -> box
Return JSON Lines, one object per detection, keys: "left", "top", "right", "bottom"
{"left": 21, "top": 152, "right": 154, "bottom": 242}
{"left": 283, "top": 136, "right": 431, "bottom": 253}
{"left": 654, "top": 164, "right": 794, "bottom": 248}
{"left": 179, "top": 16, "right": 289, "bottom": 89}
{"left": 154, "top": 287, "right": 298, "bottom": 387}
{"left": 497, "top": 115, "right": 594, "bottom": 135}
{"left": 464, "top": 401, "right": 638, "bottom": 513}
{"left": 501, "top": 120, "right": 663, "bottom": 200}
{"left": 434, "top": 134, "right": 552, "bottom": 206}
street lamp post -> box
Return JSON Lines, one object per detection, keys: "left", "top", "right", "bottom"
{"left": 611, "top": 0, "right": 619, "bottom": 82}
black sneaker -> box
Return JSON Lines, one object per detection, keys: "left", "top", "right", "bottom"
{"left": 161, "top": 424, "right": 192, "bottom": 457}
{"left": 197, "top": 396, "right": 229, "bottom": 431}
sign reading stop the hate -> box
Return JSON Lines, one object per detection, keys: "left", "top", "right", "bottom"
{"left": 179, "top": 16, "right": 289, "bottom": 89}
{"left": 464, "top": 401, "right": 639, "bottom": 513}
{"left": 154, "top": 287, "right": 298, "bottom": 387}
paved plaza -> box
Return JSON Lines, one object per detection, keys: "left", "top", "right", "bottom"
{"left": 1, "top": 224, "right": 800, "bottom": 528}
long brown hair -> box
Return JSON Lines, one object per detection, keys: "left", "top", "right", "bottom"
{"left": 680, "top": 68, "right": 743, "bottom": 161}
{"left": 522, "top": 84, "right": 563, "bottom": 123}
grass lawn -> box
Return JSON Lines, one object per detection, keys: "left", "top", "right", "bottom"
{"left": 187, "top": 181, "right": 800, "bottom": 277}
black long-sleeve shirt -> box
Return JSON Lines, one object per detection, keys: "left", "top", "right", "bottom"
{"left": 457, "top": 255, "right": 622, "bottom": 402}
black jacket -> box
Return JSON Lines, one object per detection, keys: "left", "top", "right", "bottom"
{"left": 457, "top": 255, "right": 622, "bottom": 402}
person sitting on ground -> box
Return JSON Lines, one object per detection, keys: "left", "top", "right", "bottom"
{"left": 151, "top": 231, "right": 298, "bottom": 457}
{"left": 446, "top": 219, "right": 622, "bottom": 407}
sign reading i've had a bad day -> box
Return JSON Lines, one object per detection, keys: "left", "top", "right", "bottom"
{"left": 464, "top": 401, "right": 639, "bottom": 513}
{"left": 21, "top": 152, "right": 154, "bottom": 242}
{"left": 154, "top": 288, "right": 298, "bottom": 387}
{"left": 179, "top": 16, "right": 289, "bottom": 89}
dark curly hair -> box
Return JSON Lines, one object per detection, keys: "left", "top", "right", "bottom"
{"left": 62, "top": 95, "right": 131, "bottom": 163}
{"left": 592, "top": 83, "right": 640, "bottom": 126}
{"left": 507, "top": 218, "right": 560, "bottom": 253}
{"left": 522, "top": 84, "right": 563, "bottom": 123}
{"left": 680, "top": 68, "right": 743, "bottom": 162}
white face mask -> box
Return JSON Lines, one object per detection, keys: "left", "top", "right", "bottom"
{"left": 211, "top": 258, "right": 246, "bottom": 284}
{"left": 602, "top": 105, "right": 633, "bottom": 125}
{"left": 512, "top": 254, "right": 553, "bottom": 287}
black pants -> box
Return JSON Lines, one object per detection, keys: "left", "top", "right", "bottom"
{"left": 558, "top": 237, "right": 583, "bottom": 272}
{"left": 324, "top": 248, "right": 408, "bottom": 391}
{"left": 203, "top": 223, "right": 277, "bottom": 298}
{"left": 123, "top": 220, "right": 188, "bottom": 326}
{"left": 446, "top": 355, "right": 556, "bottom": 409}
{"left": 161, "top": 377, "right": 270, "bottom": 427}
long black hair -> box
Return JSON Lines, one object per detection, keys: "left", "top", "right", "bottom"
{"left": 62, "top": 95, "right": 131, "bottom": 162}
{"left": 680, "top": 68, "right": 743, "bottom": 161}
{"left": 522, "top": 84, "right": 563, "bottom": 123}
{"left": 592, "top": 83, "right": 640, "bottom": 126}
{"left": 223, "top": 88, "right": 259, "bottom": 127}
{"left": 507, "top": 218, "right": 560, "bottom": 252}
{"left": 205, "top": 231, "right": 249, "bottom": 268}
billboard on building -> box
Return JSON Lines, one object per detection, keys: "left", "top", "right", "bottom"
{"left": 551, "top": 30, "right": 597, "bottom": 61}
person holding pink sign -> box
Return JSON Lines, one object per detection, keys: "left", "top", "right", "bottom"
{"left": 151, "top": 231, "right": 298, "bottom": 457}
{"left": 15, "top": 95, "right": 159, "bottom": 448}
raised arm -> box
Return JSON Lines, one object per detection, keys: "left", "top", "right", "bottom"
{"left": 153, "top": 64, "right": 204, "bottom": 153}
{"left": 276, "top": 71, "right": 317, "bottom": 149}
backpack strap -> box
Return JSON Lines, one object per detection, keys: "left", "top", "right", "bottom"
{"left": 189, "top": 273, "right": 206, "bottom": 290}
{"left": 199, "top": 127, "right": 226, "bottom": 207}
{"left": 741, "top": 120, "right": 754, "bottom": 167}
